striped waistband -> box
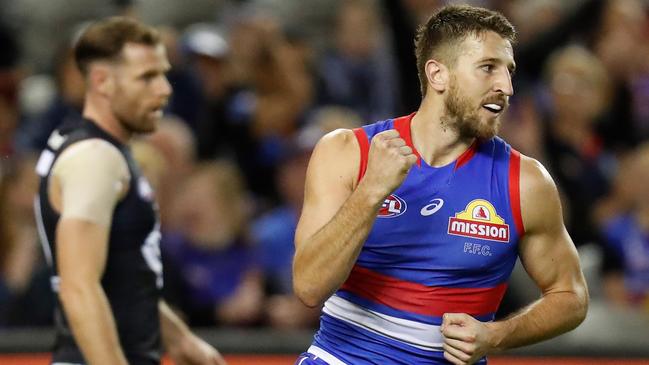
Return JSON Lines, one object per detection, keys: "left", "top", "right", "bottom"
{"left": 323, "top": 295, "right": 445, "bottom": 351}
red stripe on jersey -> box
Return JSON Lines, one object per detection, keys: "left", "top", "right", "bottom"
{"left": 353, "top": 128, "right": 370, "bottom": 183}
{"left": 341, "top": 265, "right": 508, "bottom": 317}
{"left": 509, "top": 149, "right": 525, "bottom": 237}
{"left": 392, "top": 113, "right": 478, "bottom": 169}
{"left": 455, "top": 140, "right": 479, "bottom": 170}
{"left": 393, "top": 113, "right": 422, "bottom": 166}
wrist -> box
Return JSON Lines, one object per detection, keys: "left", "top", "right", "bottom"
{"left": 355, "top": 180, "right": 389, "bottom": 207}
{"left": 484, "top": 320, "right": 508, "bottom": 353}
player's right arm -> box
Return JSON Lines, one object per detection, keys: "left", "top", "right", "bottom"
{"left": 293, "top": 129, "right": 416, "bottom": 307}
{"left": 51, "top": 139, "right": 130, "bottom": 365}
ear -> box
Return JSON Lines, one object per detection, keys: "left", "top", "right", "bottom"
{"left": 89, "top": 64, "right": 114, "bottom": 97}
{"left": 425, "top": 59, "right": 449, "bottom": 93}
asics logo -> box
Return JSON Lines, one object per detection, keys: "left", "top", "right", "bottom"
{"left": 420, "top": 198, "right": 444, "bottom": 216}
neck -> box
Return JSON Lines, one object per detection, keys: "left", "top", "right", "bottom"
{"left": 82, "top": 92, "right": 130, "bottom": 144}
{"left": 411, "top": 98, "right": 475, "bottom": 167}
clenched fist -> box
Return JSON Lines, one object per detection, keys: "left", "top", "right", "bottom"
{"left": 358, "top": 129, "right": 418, "bottom": 201}
{"left": 441, "top": 313, "right": 496, "bottom": 365}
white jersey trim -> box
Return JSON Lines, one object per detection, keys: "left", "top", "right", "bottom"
{"left": 307, "top": 345, "right": 347, "bottom": 365}
{"left": 323, "top": 295, "right": 444, "bottom": 352}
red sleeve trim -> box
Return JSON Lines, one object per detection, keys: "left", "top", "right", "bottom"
{"left": 353, "top": 128, "right": 370, "bottom": 183}
{"left": 509, "top": 149, "right": 525, "bottom": 237}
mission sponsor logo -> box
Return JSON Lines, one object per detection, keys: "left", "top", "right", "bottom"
{"left": 448, "top": 199, "right": 509, "bottom": 242}
{"left": 377, "top": 194, "right": 407, "bottom": 218}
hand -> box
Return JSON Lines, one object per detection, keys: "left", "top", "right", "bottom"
{"left": 440, "top": 313, "right": 495, "bottom": 365}
{"left": 168, "top": 332, "right": 227, "bottom": 365}
{"left": 359, "top": 129, "right": 417, "bottom": 201}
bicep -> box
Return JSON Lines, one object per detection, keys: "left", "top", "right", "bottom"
{"left": 53, "top": 139, "right": 129, "bottom": 227}
{"left": 57, "top": 218, "right": 111, "bottom": 284}
{"left": 294, "top": 130, "right": 359, "bottom": 248}
{"left": 518, "top": 157, "right": 584, "bottom": 294}
{"left": 53, "top": 140, "right": 129, "bottom": 284}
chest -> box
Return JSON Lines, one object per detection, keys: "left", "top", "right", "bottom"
{"left": 361, "top": 160, "right": 518, "bottom": 273}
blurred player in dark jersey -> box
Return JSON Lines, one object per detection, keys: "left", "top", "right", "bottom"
{"left": 34, "top": 16, "right": 226, "bottom": 365}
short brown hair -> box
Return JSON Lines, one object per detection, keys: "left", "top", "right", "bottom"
{"left": 414, "top": 5, "right": 516, "bottom": 96}
{"left": 74, "top": 16, "right": 161, "bottom": 75}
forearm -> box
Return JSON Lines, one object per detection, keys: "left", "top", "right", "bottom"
{"left": 159, "top": 300, "right": 191, "bottom": 349}
{"left": 293, "top": 185, "right": 383, "bottom": 307}
{"left": 488, "top": 290, "right": 588, "bottom": 351}
{"left": 59, "top": 283, "right": 127, "bottom": 365}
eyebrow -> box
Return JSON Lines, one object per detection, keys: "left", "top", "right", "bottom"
{"left": 477, "top": 57, "right": 517, "bottom": 73}
{"left": 138, "top": 64, "right": 172, "bottom": 78}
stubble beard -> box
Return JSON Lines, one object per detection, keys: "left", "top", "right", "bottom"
{"left": 114, "top": 107, "right": 157, "bottom": 136}
{"left": 443, "top": 80, "right": 500, "bottom": 140}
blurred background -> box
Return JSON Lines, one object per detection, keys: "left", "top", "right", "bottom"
{"left": 0, "top": 0, "right": 648, "bottom": 363}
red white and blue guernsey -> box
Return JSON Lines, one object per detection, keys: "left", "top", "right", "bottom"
{"left": 301, "top": 113, "right": 525, "bottom": 365}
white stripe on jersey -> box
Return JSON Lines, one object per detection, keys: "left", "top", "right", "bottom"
{"left": 323, "top": 295, "right": 445, "bottom": 351}
{"left": 307, "top": 345, "right": 347, "bottom": 365}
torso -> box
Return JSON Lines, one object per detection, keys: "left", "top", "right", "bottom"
{"left": 35, "top": 119, "right": 162, "bottom": 365}
{"left": 312, "top": 114, "right": 524, "bottom": 365}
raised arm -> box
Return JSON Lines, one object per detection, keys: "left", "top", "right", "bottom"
{"left": 441, "top": 155, "right": 588, "bottom": 365}
{"left": 53, "top": 140, "right": 130, "bottom": 365}
{"left": 293, "top": 128, "right": 416, "bottom": 307}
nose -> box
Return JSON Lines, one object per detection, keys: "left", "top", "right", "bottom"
{"left": 493, "top": 68, "right": 513, "bottom": 97}
{"left": 157, "top": 75, "right": 172, "bottom": 98}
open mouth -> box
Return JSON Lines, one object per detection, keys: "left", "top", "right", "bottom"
{"left": 482, "top": 103, "right": 504, "bottom": 114}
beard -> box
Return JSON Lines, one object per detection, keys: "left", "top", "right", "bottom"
{"left": 113, "top": 104, "right": 158, "bottom": 135}
{"left": 443, "top": 78, "right": 502, "bottom": 140}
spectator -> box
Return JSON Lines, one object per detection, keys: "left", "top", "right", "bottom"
{"left": 192, "top": 15, "right": 313, "bottom": 203}
{"left": 598, "top": 142, "right": 649, "bottom": 313}
{"left": 0, "top": 156, "right": 48, "bottom": 325}
{"left": 163, "top": 161, "right": 264, "bottom": 326}
{"left": 145, "top": 116, "right": 197, "bottom": 231}
{"left": 252, "top": 106, "right": 361, "bottom": 328}
{"left": 594, "top": 0, "right": 649, "bottom": 150}
{"left": 541, "top": 45, "right": 615, "bottom": 246}
{"left": 316, "top": 0, "right": 398, "bottom": 122}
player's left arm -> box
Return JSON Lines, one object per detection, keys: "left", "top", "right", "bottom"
{"left": 441, "top": 155, "right": 588, "bottom": 365}
{"left": 159, "top": 300, "right": 227, "bottom": 365}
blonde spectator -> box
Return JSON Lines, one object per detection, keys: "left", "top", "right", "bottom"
{"left": 163, "top": 160, "right": 264, "bottom": 326}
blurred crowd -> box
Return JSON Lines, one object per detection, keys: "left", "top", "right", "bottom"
{"left": 1, "top": 0, "right": 649, "bottom": 330}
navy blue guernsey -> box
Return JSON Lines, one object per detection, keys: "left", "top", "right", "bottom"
{"left": 34, "top": 119, "right": 162, "bottom": 365}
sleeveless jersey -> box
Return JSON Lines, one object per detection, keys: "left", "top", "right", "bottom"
{"left": 34, "top": 119, "right": 163, "bottom": 365}
{"left": 309, "top": 113, "right": 524, "bottom": 364}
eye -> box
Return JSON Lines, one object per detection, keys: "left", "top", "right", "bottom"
{"left": 140, "top": 72, "right": 158, "bottom": 82}
{"left": 481, "top": 64, "right": 495, "bottom": 73}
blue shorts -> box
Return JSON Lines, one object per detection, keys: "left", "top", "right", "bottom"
{"left": 295, "top": 352, "right": 331, "bottom": 365}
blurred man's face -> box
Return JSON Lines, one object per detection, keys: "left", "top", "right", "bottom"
{"left": 443, "top": 31, "right": 515, "bottom": 139}
{"left": 109, "top": 43, "right": 171, "bottom": 134}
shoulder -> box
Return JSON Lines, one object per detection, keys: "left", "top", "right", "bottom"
{"left": 312, "top": 128, "right": 361, "bottom": 159}
{"left": 53, "top": 138, "right": 129, "bottom": 180}
{"left": 58, "top": 139, "right": 126, "bottom": 166}
{"left": 518, "top": 154, "right": 563, "bottom": 232}
{"left": 306, "top": 128, "right": 361, "bottom": 190}
{"left": 519, "top": 155, "right": 555, "bottom": 194}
